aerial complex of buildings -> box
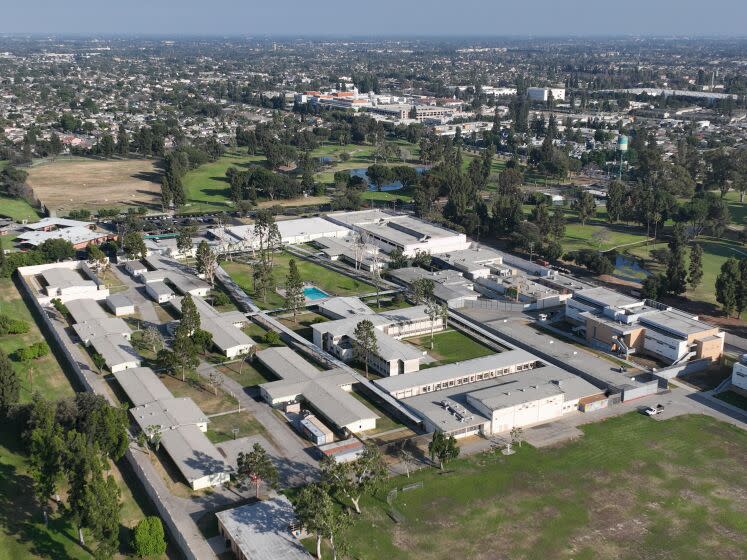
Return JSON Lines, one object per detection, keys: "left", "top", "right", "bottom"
{"left": 1, "top": 34, "right": 746, "bottom": 560}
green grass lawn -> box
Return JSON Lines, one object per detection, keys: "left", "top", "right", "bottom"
{"left": 222, "top": 253, "right": 374, "bottom": 310}
{"left": 0, "top": 279, "right": 75, "bottom": 403}
{"left": 160, "top": 373, "right": 238, "bottom": 415}
{"left": 404, "top": 329, "right": 494, "bottom": 365}
{"left": 0, "top": 194, "right": 40, "bottom": 222}
{"left": 310, "top": 413, "right": 747, "bottom": 560}
{"left": 625, "top": 235, "right": 747, "bottom": 304}
{"left": 205, "top": 410, "right": 267, "bottom": 444}
{"left": 218, "top": 359, "right": 275, "bottom": 387}
{"left": 348, "top": 389, "right": 403, "bottom": 434}
{"left": 723, "top": 190, "right": 747, "bottom": 228}
{"left": 182, "top": 148, "right": 266, "bottom": 212}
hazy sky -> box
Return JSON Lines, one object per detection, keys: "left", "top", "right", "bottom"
{"left": 4, "top": 1, "right": 747, "bottom": 37}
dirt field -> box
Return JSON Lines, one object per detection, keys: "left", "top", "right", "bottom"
{"left": 26, "top": 157, "right": 162, "bottom": 215}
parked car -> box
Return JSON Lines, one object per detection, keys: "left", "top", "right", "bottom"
{"left": 642, "top": 404, "right": 664, "bottom": 416}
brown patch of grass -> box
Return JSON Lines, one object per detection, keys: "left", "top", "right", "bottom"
{"left": 26, "top": 158, "right": 161, "bottom": 215}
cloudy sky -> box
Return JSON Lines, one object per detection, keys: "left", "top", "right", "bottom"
{"left": 3, "top": 1, "right": 747, "bottom": 36}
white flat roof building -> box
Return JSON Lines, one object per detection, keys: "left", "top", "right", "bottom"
{"left": 256, "top": 347, "right": 378, "bottom": 433}
{"left": 325, "top": 210, "right": 470, "bottom": 257}
{"left": 112, "top": 367, "right": 173, "bottom": 407}
{"left": 106, "top": 293, "right": 135, "bottom": 316}
{"left": 216, "top": 497, "right": 310, "bottom": 560}
{"left": 208, "top": 216, "right": 350, "bottom": 250}
{"left": 89, "top": 334, "right": 141, "bottom": 372}
{"left": 129, "top": 396, "right": 230, "bottom": 489}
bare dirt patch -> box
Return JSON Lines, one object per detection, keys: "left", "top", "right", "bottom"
{"left": 26, "top": 157, "right": 162, "bottom": 215}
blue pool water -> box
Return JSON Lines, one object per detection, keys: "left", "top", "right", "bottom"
{"left": 303, "top": 286, "right": 328, "bottom": 300}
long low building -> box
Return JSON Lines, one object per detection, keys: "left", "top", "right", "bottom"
{"left": 89, "top": 333, "right": 141, "bottom": 372}
{"left": 326, "top": 209, "right": 470, "bottom": 257}
{"left": 130, "top": 396, "right": 230, "bottom": 490}
{"left": 256, "top": 347, "right": 378, "bottom": 434}
{"left": 377, "top": 349, "right": 603, "bottom": 438}
{"left": 170, "top": 296, "right": 255, "bottom": 358}
{"left": 207, "top": 216, "right": 351, "bottom": 250}
{"left": 374, "top": 349, "right": 539, "bottom": 399}
{"left": 402, "top": 364, "right": 601, "bottom": 438}
{"left": 112, "top": 367, "right": 173, "bottom": 407}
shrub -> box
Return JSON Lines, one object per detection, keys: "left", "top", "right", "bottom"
{"left": 264, "top": 330, "right": 281, "bottom": 346}
{"left": 0, "top": 314, "right": 30, "bottom": 335}
{"left": 210, "top": 291, "right": 230, "bottom": 307}
{"left": 12, "top": 342, "right": 49, "bottom": 362}
{"left": 131, "top": 516, "right": 167, "bottom": 557}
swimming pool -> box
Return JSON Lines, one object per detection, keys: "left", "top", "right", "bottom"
{"left": 303, "top": 286, "right": 328, "bottom": 301}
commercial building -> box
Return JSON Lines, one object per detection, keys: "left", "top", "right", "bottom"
{"left": 256, "top": 347, "right": 378, "bottom": 433}
{"left": 566, "top": 286, "right": 724, "bottom": 364}
{"left": 310, "top": 306, "right": 442, "bottom": 376}
{"left": 527, "top": 87, "right": 566, "bottom": 102}
{"left": 325, "top": 210, "right": 470, "bottom": 257}
{"left": 207, "top": 216, "right": 350, "bottom": 250}
{"left": 16, "top": 217, "right": 112, "bottom": 250}
{"left": 216, "top": 497, "right": 310, "bottom": 560}
{"left": 169, "top": 296, "right": 254, "bottom": 358}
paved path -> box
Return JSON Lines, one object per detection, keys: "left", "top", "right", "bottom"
{"left": 195, "top": 360, "right": 319, "bottom": 485}
{"left": 110, "top": 264, "right": 161, "bottom": 326}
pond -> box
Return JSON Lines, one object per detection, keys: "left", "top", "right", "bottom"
{"left": 349, "top": 166, "right": 428, "bottom": 192}
{"left": 613, "top": 254, "right": 651, "bottom": 283}
{"left": 318, "top": 156, "right": 335, "bottom": 164}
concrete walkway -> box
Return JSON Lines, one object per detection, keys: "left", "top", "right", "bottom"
{"left": 195, "top": 360, "right": 319, "bottom": 485}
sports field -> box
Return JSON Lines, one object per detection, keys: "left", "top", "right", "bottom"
{"left": 314, "top": 413, "right": 747, "bottom": 560}
{"left": 25, "top": 157, "right": 162, "bottom": 216}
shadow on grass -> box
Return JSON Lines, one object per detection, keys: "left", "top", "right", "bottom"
{"left": 0, "top": 432, "right": 83, "bottom": 560}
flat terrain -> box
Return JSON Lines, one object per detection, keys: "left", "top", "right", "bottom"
{"left": 316, "top": 413, "right": 747, "bottom": 560}
{"left": 182, "top": 149, "right": 266, "bottom": 213}
{"left": 625, "top": 235, "right": 746, "bottom": 306}
{"left": 0, "top": 279, "right": 75, "bottom": 402}
{"left": 26, "top": 157, "right": 161, "bottom": 215}
{"left": 222, "top": 253, "right": 374, "bottom": 310}
{"left": 404, "top": 329, "right": 494, "bottom": 365}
